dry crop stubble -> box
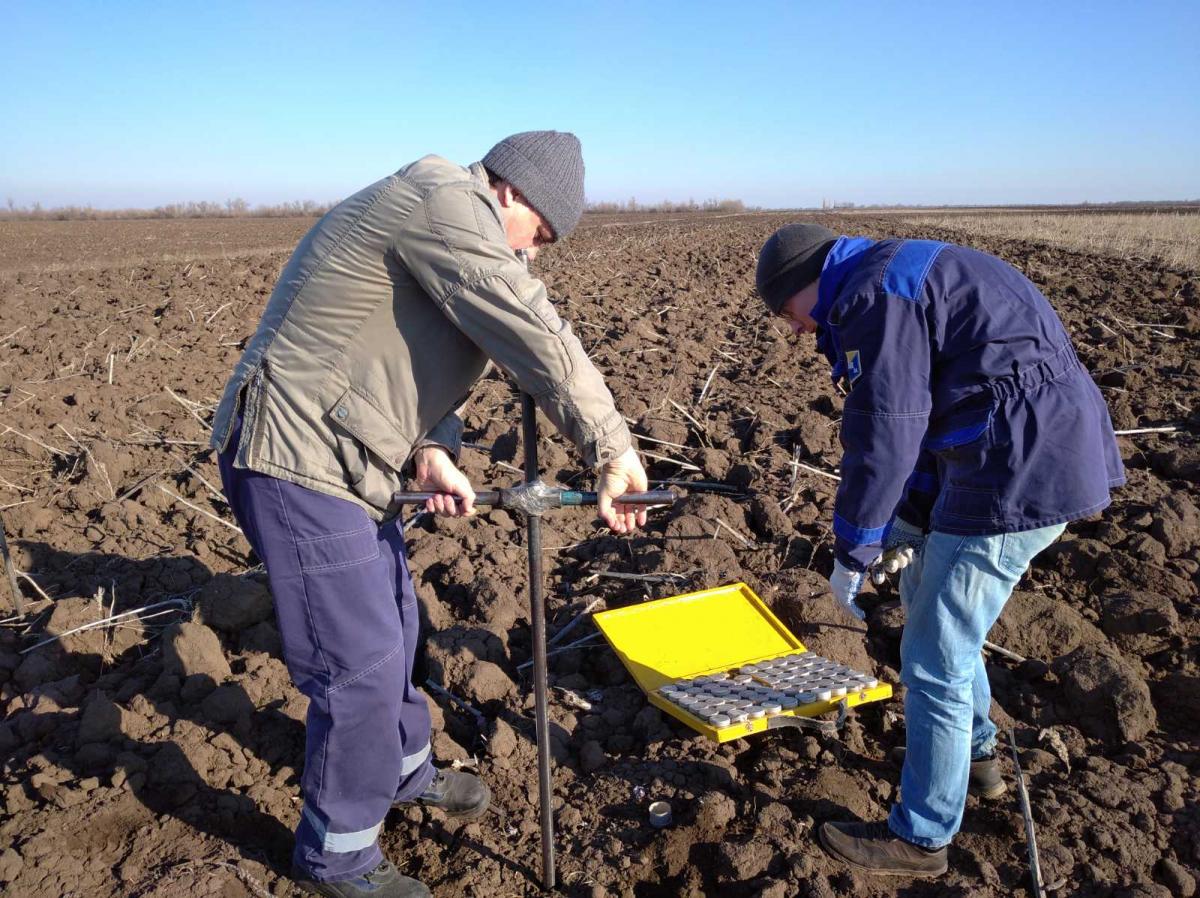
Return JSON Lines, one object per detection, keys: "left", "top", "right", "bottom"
{"left": 889, "top": 209, "right": 1200, "bottom": 269}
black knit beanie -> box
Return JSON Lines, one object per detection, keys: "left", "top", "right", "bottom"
{"left": 756, "top": 224, "right": 838, "bottom": 313}
{"left": 482, "top": 130, "right": 585, "bottom": 241}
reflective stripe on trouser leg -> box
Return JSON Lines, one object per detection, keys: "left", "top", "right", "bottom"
{"left": 402, "top": 741, "right": 432, "bottom": 775}
{"left": 301, "top": 806, "right": 384, "bottom": 853}
{"left": 217, "top": 444, "right": 432, "bottom": 882}
{"left": 295, "top": 736, "right": 432, "bottom": 857}
{"left": 295, "top": 735, "right": 433, "bottom": 850}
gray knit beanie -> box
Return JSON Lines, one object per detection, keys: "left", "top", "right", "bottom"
{"left": 756, "top": 223, "right": 838, "bottom": 313}
{"left": 482, "top": 130, "right": 585, "bottom": 240}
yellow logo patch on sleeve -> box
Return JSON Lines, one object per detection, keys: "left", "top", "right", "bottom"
{"left": 845, "top": 350, "right": 862, "bottom": 385}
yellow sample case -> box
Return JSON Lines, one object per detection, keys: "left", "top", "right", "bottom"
{"left": 593, "top": 582, "right": 892, "bottom": 743}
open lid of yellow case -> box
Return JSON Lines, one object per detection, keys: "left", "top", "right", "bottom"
{"left": 593, "top": 582, "right": 803, "bottom": 693}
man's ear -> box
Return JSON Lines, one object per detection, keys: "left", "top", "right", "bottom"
{"left": 494, "top": 180, "right": 517, "bottom": 208}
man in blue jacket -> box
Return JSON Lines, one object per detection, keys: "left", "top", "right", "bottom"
{"left": 756, "top": 224, "right": 1124, "bottom": 876}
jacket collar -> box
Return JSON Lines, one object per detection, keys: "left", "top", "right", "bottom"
{"left": 812, "top": 235, "right": 876, "bottom": 331}
{"left": 813, "top": 236, "right": 875, "bottom": 378}
{"left": 469, "top": 160, "right": 490, "bottom": 185}
{"left": 469, "top": 161, "right": 509, "bottom": 228}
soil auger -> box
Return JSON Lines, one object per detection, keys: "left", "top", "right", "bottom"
{"left": 394, "top": 392, "right": 679, "bottom": 891}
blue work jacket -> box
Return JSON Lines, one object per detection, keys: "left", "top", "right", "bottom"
{"left": 812, "top": 236, "right": 1125, "bottom": 570}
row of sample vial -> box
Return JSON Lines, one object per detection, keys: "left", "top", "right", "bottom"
{"left": 656, "top": 652, "right": 879, "bottom": 728}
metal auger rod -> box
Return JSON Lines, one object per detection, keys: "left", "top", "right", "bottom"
{"left": 522, "top": 392, "right": 556, "bottom": 890}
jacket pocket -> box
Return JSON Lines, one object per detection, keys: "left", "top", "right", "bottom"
{"left": 927, "top": 403, "right": 1002, "bottom": 525}
{"left": 326, "top": 386, "right": 415, "bottom": 482}
{"left": 936, "top": 484, "right": 1002, "bottom": 524}
{"left": 923, "top": 406, "right": 993, "bottom": 453}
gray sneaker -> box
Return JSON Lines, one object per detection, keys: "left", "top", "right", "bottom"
{"left": 889, "top": 746, "right": 1007, "bottom": 800}
{"left": 293, "top": 859, "right": 430, "bottom": 897}
{"left": 819, "top": 820, "right": 948, "bottom": 877}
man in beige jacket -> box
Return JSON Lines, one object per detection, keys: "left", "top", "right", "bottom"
{"left": 212, "top": 131, "right": 647, "bottom": 898}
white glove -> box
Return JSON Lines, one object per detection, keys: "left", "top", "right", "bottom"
{"left": 869, "top": 518, "right": 925, "bottom": 585}
{"left": 869, "top": 545, "right": 916, "bottom": 585}
{"left": 829, "top": 560, "right": 867, "bottom": 621}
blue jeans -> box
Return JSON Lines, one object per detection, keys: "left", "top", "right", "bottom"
{"left": 887, "top": 524, "right": 1065, "bottom": 849}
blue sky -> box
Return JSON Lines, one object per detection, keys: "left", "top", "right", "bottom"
{"left": 3, "top": 0, "right": 1198, "bottom": 209}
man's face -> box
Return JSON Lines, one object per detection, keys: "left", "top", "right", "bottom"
{"left": 778, "top": 279, "right": 821, "bottom": 336}
{"left": 496, "top": 183, "right": 555, "bottom": 252}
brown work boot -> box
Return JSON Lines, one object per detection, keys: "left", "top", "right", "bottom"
{"left": 818, "top": 820, "right": 948, "bottom": 876}
{"left": 889, "top": 746, "right": 1007, "bottom": 800}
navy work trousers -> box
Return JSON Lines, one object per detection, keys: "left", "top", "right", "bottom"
{"left": 218, "top": 435, "right": 434, "bottom": 882}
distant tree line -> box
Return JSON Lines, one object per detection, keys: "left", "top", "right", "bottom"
{"left": 2, "top": 195, "right": 762, "bottom": 221}
{"left": 586, "top": 197, "right": 753, "bottom": 214}
{"left": 821, "top": 199, "right": 1200, "bottom": 212}
{"left": 1, "top": 197, "right": 333, "bottom": 221}
{"left": 5, "top": 196, "right": 1194, "bottom": 222}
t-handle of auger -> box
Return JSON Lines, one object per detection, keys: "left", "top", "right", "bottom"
{"left": 390, "top": 489, "right": 679, "bottom": 509}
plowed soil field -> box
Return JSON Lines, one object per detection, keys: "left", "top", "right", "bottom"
{"left": 1, "top": 212, "right": 1198, "bottom": 898}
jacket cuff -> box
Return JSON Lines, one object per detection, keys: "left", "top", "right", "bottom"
{"left": 413, "top": 413, "right": 464, "bottom": 463}
{"left": 586, "top": 414, "right": 633, "bottom": 470}
{"left": 895, "top": 491, "right": 935, "bottom": 532}
{"left": 834, "top": 537, "right": 880, "bottom": 572}
{"left": 890, "top": 517, "right": 926, "bottom": 539}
